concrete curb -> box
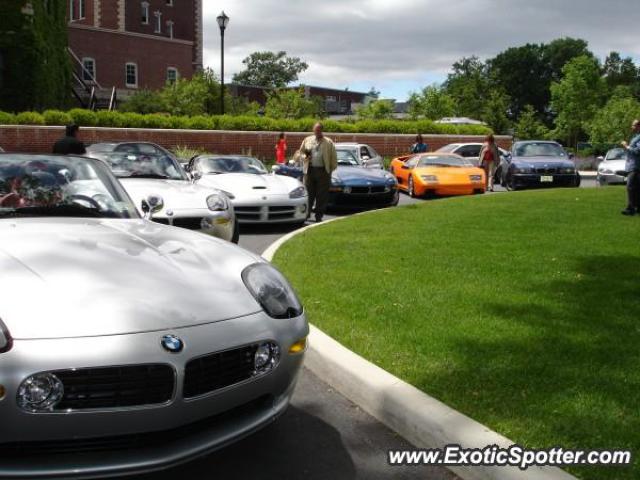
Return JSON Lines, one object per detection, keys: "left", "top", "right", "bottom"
{"left": 263, "top": 216, "right": 577, "bottom": 480}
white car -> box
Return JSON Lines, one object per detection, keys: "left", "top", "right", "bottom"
{"left": 86, "top": 144, "right": 238, "bottom": 243}
{"left": 335, "top": 143, "right": 384, "bottom": 169}
{"left": 188, "top": 155, "right": 309, "bottom": 225}
{"left": 597, "top": 148, "right": 627, "bottom": 185}
{"left": 437, "top": 143, "right": 509, "bottom": 167}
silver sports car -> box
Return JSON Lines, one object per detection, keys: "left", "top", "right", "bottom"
{"left": 0, "top": 154, "right": 308, "bottom": 478}
{"left": 86, "top": 144, "right": 238, "bottom": 243}
{"left": 188, "top": 155, "right": 309, "bottom": 225}
{"left": 597, "top": 148, "right": 628, "bottom": 185}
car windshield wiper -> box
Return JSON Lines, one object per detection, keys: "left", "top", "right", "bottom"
{"left": 0, "top": 204, "right": 108, "bottom": 219}
{"left": 125, "top": 173, "right": 171, "bottom": 179}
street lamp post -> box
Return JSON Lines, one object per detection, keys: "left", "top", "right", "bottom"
{"left": 217, "top": 11, "right": 229, "bottom": 115}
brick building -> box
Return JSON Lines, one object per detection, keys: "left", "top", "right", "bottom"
{"left": 67, "top": 0, "right": 203, "bottom": 94}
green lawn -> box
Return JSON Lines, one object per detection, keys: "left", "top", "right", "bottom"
{"left": 274, "top": 187, "right": 640, "bottom": 480}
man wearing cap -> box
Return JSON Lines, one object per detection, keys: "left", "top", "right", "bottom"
{"left": 53, "top": 124, "right": 87, "bottom": 155}
{"left": 621, "top": 119, "right": 640, "bottom": 216}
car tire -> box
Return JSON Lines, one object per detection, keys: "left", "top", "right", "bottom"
{"left": 408, "top": 176, "right": 417, "bottom": 198}
{"left": 231, "top": 219, "right": 240, "bottom": 244}
{"left": 574, "top": 173, "right": 581, "bottom": 188}
{"left": 506, "top": 173, "right": 518, "bottom": 191}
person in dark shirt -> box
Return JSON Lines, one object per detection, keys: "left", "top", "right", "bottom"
{"left": 52, "top": 124, "right": 86, "bottom": 155}
{"left": 411, "top": 134, "right": 428, "bottom": 154}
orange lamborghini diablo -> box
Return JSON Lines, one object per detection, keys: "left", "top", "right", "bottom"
{"left": 389, "top": 153, "right": 486, "bottom": 197}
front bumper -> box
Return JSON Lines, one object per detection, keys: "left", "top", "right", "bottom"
{"left": 328, "top": 188, "right": 399, "bottom": 208}
{"left": 232, "top": 197, "right": 308, "bottom": 224}
{"left": 0, "top": 311, "right": 308, "bottom": 478}
{"left": 511, "top": 173, "right": 579, "bottom": 188}
{"left": 597, "top": 172, "right": 627, "bottom": 185}
{"left": 153, "top": 208, "right": 235, "bottom": 242}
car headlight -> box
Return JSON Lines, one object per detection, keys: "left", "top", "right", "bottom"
{"left": 289, "top": 186, "right": 306, "bottom": 199}
{"left": 330, "top": 176, "right": 344, "bottom": 192}
{"left": 207, "top": 193, "right": 228, "bottom": 211}
{"left": 17, "top": 373, "right": 64, "bottom": 412}
{"left": 0, "top": 319, "right": 12, "bottom": 353}
{"left": 219, "top": 189, "right": 236, "bottom": 200}
{"left": 421, "top": 175, "right": 438, "bottom": 183}
{"left": 242, "top": 263, "right": 303, "bottom": 319}
{"left": 562, "top": 167, "right": 576, "bottom": 174}
{"left": 513, "top": 167, "right": 533, "bottom": 174}
{"left": 470, "top": 175, "right": 483, "bottom": 182}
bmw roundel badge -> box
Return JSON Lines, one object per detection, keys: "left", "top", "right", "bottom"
{"left": 161, "top": 335, "right": 184, "bottom": 353}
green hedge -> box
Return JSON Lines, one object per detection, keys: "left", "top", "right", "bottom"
{"left": 0, "top": 109, "right": 493, "bottom": 135}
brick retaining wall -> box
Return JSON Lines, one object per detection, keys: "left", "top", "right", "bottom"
{"left": 0, "top": 126, "right": 512, "bottom": 161}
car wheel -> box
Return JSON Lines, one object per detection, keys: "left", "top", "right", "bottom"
{"left": 408, "top": 176, "right": 417, "bottom": 197}
{"left": 574, "top": 173, "right": 581, "bottom": 188}
{"left": 506, "top": 173, "right": 518, "bottom": 191}
{"left": 231, "top": 219, "right": 240, "bottom": 244}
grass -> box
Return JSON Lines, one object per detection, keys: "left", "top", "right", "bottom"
{"left": 273, "top": 187, "right": 640, "bottom": 480}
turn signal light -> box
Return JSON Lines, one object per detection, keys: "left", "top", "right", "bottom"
{"left": 289, "top": 337, "right": 307, "bottom": 354}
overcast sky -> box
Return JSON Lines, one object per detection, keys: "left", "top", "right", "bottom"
{"left": 202, "top": 0, "right": 640, "bottom": 101}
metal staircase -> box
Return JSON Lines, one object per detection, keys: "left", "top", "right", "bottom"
{"left": 68, "top": 48, "right": 118, "bottom": 111}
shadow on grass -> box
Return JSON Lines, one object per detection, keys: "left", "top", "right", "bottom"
{"left": 410, "top": 255, "right": 640, "bottom": 480}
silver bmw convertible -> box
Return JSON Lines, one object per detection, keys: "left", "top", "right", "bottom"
{"left": 0, "top": 154, "right": 308, "bottom": 478}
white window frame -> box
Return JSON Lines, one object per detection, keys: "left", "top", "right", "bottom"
{"left": 82, "top": 57, "right": 96, "bottom": 82}
{"left": 69, "top": 0, "right": 75, "bottom": 20}
{"left": 141, "top": 2, "right": 149, "bottom": 24}
{"left": 125, "top": 62, "right": 138, "bottom": 88}
{"left": 166, "top": 20, "right": 174, "bottom": 39}
{"left": 78, "top": 0, "right": 85, "bottom": 19}
{"left": 154, "top": 11, "right": 162, "bottom": 33}
{"left": 167, "top": 67, "right": 178, "bottom": 84}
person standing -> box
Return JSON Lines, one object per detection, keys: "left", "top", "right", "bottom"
{"left": 411, "top": 134, "right": 428, "bottom": 154}
{"left": 479, "top": 134, "right": 501, "bottom": 192}
{"left": 52, "top": 124, "right": 86, "bottom": 155}
{"left": 299, "top": 123, "right": 338, "bottom": 223}
{"left": 275, "top": 132, "right": 288, "bottom": 164}
{"left": 621, "top": 119, "right": 640, "bottom": 216}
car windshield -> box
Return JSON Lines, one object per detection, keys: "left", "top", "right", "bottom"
{"left": 417, "top": 155, "right": 472, "bottom": 168}
{"left": 336, "top": 150, "right": 360, "bottom": 166}
{"left": 606, "top": 148, "right": 626, "bottom": 161}
{"left": 0, "top": 155, "right": 139, "bottom": 219}
{"left": 436, "top": 144, "right": 459, "bottom": 153}
{"left": 197, "top": 157, "right": 268, "bottom": 175}
{"left": 96, "top": 152, "right": 186, "bottom": 180}
{"left": 515, "top": 143, "right": 566, "bottom": 158}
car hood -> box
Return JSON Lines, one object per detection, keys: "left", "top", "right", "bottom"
{"left": 599, "top": 159, "right": 626, "bottom": 171}
{"left": 511, "top": 156, "right": 574, "bottom": 167}
{"left": 119, "top": 179, "right": 220, "bottom": 214}
{"left": 0, "top": 218, "right": 262, "bottom": 340}
{"left": 197, "top": 173, "right": 300, "bottom": 197}
{"left": 333, "top": 166, "right": 393, "bottom": 185}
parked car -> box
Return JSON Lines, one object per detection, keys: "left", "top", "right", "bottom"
{"left": 0, "top": 153, "right": 308, "bottom": 479}
{"left": 273, "top": 150, "right": 398, "bottom": 209}
{"left": 436, "top": 143, "right": 509, "bottom": 167}
{"left": 335, "top": 143, "right": 384, "bottom": 169}
{"left": 86, "top": 144, "right": 238, "bottom": 243}
{"left": 390, "top": 153, "right": 485, "bottom": 197}
{"left": 597, "top": 148, "right": 628, "bottom": 185}
{"left": 188, "top": 155, "right": 308, "bottom": 225}
{"left": 496, "top": 141, "right": 580, "bottom": 190}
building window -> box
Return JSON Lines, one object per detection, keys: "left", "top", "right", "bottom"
{"left": 78, "top": 0, "right": 85, "bottom": 19}
{"left": 69, "top": 0, "right": 75, "bottom": 20}
{"left": 167, "top": 68, "right": 178, "bottom": 84}
{"left": 166, "top": 20, "right": 174, "bottom": 39}
{"left": 82, "top": 57, "right": 96, "bottom": 82}
{"left": 141, "top": 2, "right": 149, "bottom": 24}
{"left": 154, "top": 11, "right": 162, "bottom": 33}
{"left": 125, "top": 63, "right": 138, "bottom": 88}
{"left": 166, "top": 0, "right": 174, "bottom": 5}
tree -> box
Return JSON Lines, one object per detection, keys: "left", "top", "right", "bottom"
{"left": 232, "top": 51, "right": 308, "bottom": 88}
{"left": 120, "top": 90, "right": 167, "bottom": 114}
{"left": 407, "top": 84, "right": 456, "bottom": 120}
{"left": 586, "top": 88, "right": 640, "bottom": 147}
{"left": 482, "top": 91, "right": 512, "bottom": 135}
{"left": 443, "top": 56, "right": 490, "bottom": 120}
{"left": 264, "top": 88, "right": 323, "bottom": 119}
{"left": 602, "top": 52, "right": 639, "bottom": 92}
{"left": 543, "top": 37, "right": 594, "bottom": 83}
{"left": 550, "top": 55, "right": 607, "bottom": 148}
{"left": 355, "top": 100, "right": 395, "bottom": 120}
{"left": 367, "top": 87, "right": 381, "bottom": 99}
{"left": 515, "top": 105, "right": 550, "bottom": 140}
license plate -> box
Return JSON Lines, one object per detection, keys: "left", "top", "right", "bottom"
{"left": 540, "top": 175, "right": 554, "bottom": 183}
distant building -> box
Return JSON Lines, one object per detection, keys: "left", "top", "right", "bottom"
{"left": 67, "top": 0, "right": 203, "bottom": 95}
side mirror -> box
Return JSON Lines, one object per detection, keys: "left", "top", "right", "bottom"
{"left": 271, "top": 165, "right": 281, "bottom": 173}
{"left": 362, "top": 156, "right": 371, "bottom": 161}
{"left": 401, "top": 164, "right": 410, "bottom": 170}
{"left": 597, "top": 156, "right": 604, "bottom": 161}
{"left": 191, "top": 171, "right": 203, "bottom": 182}
{"left": 141, "top": 195, "right": 164, "bottom": 220}
{"left": 568, "top": 152, "right": 575, "bottom": 160}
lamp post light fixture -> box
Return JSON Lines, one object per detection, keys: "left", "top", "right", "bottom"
{"left": 216, "top": 11, "right": 230, "bottom": 115}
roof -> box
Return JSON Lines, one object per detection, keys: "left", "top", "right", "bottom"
{"left": 436, "top": 117, "right": 486, "bottom": 125}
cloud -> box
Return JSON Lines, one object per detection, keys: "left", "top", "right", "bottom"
{"left": 203, "top": 0, "right": 640, "bottom": 100}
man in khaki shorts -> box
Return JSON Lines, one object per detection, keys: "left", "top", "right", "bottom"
{"left": 299, "top": 123, "right": 338, "bottom": 222}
